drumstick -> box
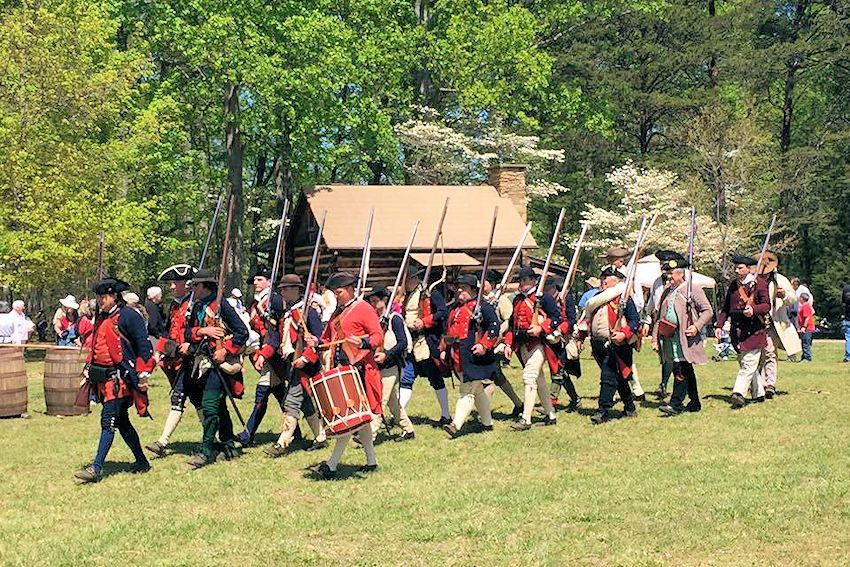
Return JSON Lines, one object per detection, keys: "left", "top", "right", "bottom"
{"left": 317, "top": 335, "right": 369, "bottom": 350}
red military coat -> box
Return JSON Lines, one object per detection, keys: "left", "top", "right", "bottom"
{"left": 304, "top": 298, "right": 383, "bottom": 414}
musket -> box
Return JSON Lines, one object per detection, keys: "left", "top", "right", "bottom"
{"left": 96, "top": 231, "right": 105, "bottom": 281}
{"left": 355, "top": 208, "right": 375, "bottom": 298}
{"left": 473, "top": 207, "right": 499, "bottom": 323}
{"left": 211, "top": 196, "right": 246, "bottom": 429}
{"left": 296, "top": 210, "right": 327, "bottom": 337}
{"left": 269, "top": 198, "right": 291, "bottom": 286}
{"left": 421, "top": 198, "right": 450, "bottom": 294}
{"left": 382, "top": 221, "right": 420, "bottom": 327}
{"left": 754, "top": 214, "right": 777, "bottom": 276}
{"left": 495, "top": 221, "right": 532, "bottom": 301}
{"left": 558, "top": 222, "right": 589, "bottom": 303}
{"left": 685, "top": 207, "right": 697, "bottom": 323}
{"left": 534, "top": 208, "right": 567, "bottom": 298}
{"left": 620, "top": 213, "right": 657, "bottom": 314}
{"left": 186, "top": 192, "right": 226, "bottom": 315}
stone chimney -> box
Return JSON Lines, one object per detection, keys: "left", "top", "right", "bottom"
{"left": 489, "top": 163, "right": 528, "bottom": 222}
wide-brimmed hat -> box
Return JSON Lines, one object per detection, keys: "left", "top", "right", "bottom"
{"left": 585, "top": 276, "right": 601, "bottom": 288}
{"left": 277, "top": 274, "right": 305, "bottom": 289}
{"left": 731, "top": 254, "right": 757, "bottom": 267}
{"left": 92, "top": 278, "right": 130, "bottom": 295}
{"left": 325, "top": 272, "right": 357, "bottom": 290}
{"left": 191, "top": 269, "right": 218, "bottom": 285}
{"left": 753, "top": 251, "right": 778, "bottom": 274}
{"left": 59, "top": 295, "right": 79, "bottom": 310}
{"left": 158, "top": 264, "right": 196, "bottom": 281}
{"left": 604, "top": 246, "right": 631, "bottom": 260}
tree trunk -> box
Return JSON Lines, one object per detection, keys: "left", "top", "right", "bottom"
{"left": 224, "top": 82, "right": 244, "bottom": 291}
{"left": 780, "top": 56, "right": 799, "bottom": 155}
{"left": 274, "top": 113, "right": 294, "bottom": 215}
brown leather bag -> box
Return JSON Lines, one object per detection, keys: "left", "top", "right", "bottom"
{"left": 658, "top": 319, "right": 678, "bottom": 338}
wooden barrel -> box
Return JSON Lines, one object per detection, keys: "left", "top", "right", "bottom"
{"left": 0, "top": 347, "right": 27, "bottom": 417}
{"left": 44, "top": 347, "right": 90, "bottom": 416}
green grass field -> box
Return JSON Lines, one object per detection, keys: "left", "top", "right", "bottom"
{"left": 1, "top": 340, "right": 849, "bottom": 566}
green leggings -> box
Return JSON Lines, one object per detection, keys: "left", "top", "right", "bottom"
{"left": 201, "top": 387, "right": 234, "bottom": 460}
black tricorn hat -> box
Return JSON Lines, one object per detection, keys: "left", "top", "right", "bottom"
{"left": 731, "top": 254, "right": 757, "bottom": 267}
{"left": 191, "top": 269, "right": 218, "bottom": 285}
{"left": 600, "top": 266, "right": 626, "bottom": 280}
{"left": 454, "top": 273, "right": 479, "bottom": 289}
{"left": 655, "top": 250, "right": 681, "bottom": 262}
{"left": 92, "top": 277, "right": 130, "bottom": 295}
{"left": 365, "top": 285, "right": 390, "bottom": 300}
{"left": 661, "top": 257, "right": 690, "bottom": 271}
{"left": 247, "top": 264, "right": 272, "bottom": 285}
{"left": 158, "top": 264, "right": 196, "bottom": 282}
{"left": 325, "top": 271, "right": 357, "bottom": 290}
{"left": 516, "top": 266, "right": 537, "bottom": 281}
{"left": 485, "top": 269, "right": 502, "bottom": 285}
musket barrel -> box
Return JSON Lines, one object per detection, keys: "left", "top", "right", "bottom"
{"left": 535, "top": 208, "right": 566, "bottom": 297}
{"left": 422, "top": 198, "right": 449, "bottom": 289}
{"left": 270, "top": 198, "right": 291, "bottom": 285}
{"left": 498, "top": 221, "right": 532, "bottom": 295}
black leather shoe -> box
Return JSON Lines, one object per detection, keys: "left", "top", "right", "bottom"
{"left": 145, "top": 441, "right": 166, "bottom": 457}
{"left": 540, "top": 415, "right": 557, "bottom": 426}
{"left": 442, "top": 423, "right": 459, "bottom": 439}
{"left": 131, "top": 460, "right": 151, "bottom": 474}
{"left": 437, "top": 416, "right": 452, "bottom": 427}
{"left": 589, "top": 412, "right": 608, "bottom": 425}
{"left": 359, "top": 464, "right": 378, "bottom": 474}
{"left": 764, "top": 386, "right": 775, "bottom": 399}
{"left": 730, "top": 393, "right": 746, "bottom": 409}
{"left": 654, "top": 385, "right": 668, "bottom": 399}
{"left": 755, "top": 396, "right": 765, "bottom": 403}
{"left": 658, "top": 404, "right": 682, "bottom": 416}
{"left": 684, "top": 403, "right": 702, "bottom": 413}
{"left": 74, "top": 465, "right": 102, "bottom": 483}
{"left": 315, "top": 462, "right": 336, "bottom": 480}
{"left": 565, "top": 398, "right": 581, "bottom": 413}
{"left": 394, "top": 431, "right": 415, "bottom": 442}
{"left": 306, "top": 440, "right": 328, "bottom": 452}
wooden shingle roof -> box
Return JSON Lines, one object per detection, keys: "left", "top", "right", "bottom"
{"left": 304, "top": 185, "right": 536, "bottom": 250}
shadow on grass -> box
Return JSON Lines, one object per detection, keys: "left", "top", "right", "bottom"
{"left": 302, "top": 463, "right": 372, "bottom": 482}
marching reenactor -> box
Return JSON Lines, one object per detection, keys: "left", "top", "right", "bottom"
{"left": 442, "top": 273, "right": 500, "bottom": 438}
{"left": 644, "top": 251, "right": 680, "bottom": 399}
{"left": 754, "top": 251, "right": 801, "bottom": 399}
{"left": 365, "top": 285, "right": 416, "bottom": 442}
{"left": 650, "top": 254, "right": 713, "bottom": 415}
{"left": 715, "top": 255, "right": 771, "bottom": 408}
{"left": 399, "top": 265, "right": 451, "bottom": 425}
{"left": 145, "top": 264, "right": 202, "bottom": 457}
{"left": 503, "top": 267, "right": 560, "bottom": 431}
{"left": 603, "top": 246, "right": 647, "bottom": 402}
{"left": 580, "top": 267, "right": 641, "bottom": 424}
{"left": 482, "top": 271, "right": 523, "bottom": 418}
{"left": 545, "top": 276, "right": 580, "bottom": 412}
{"left": 236, "top": 265, "right": 288, "bottom": 446}
{"left": 301, "top": 272, "right": 384, "bottom": 479}
{"left": 264, "top": 273, "right": 328, "bottom": 457}
{"left": 184, "top": 269, "right": 249, "bottom": 468}
{"left": 75, "top": 277, "right": 155, "bottom": 483}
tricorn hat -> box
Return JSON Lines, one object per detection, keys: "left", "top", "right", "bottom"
{"left": 158, "top": 264, "right": 196, "bottom": 281}
{"left": 191, "top": 269, "right": 218, "bottom": 285}
{"left": 365, "top": 285, "right": 390, "bottom": 300}
{"left": 600, "top": 266, "right": 626, "bottom": 280}
{"left": 454, "top": 273, "right": 479, "bottom": 289}
{"left": 516, "top": 266, "right": 537, "bottom": 281}
{"left": 485, "top": 269, "right": 502, "bottom": 285}
{"left": 277, "top": 274, "right": 305, "bottom": 289}
{"left": 325, "top": 271, "right": 357, "bottom": 290}
{"left": 753, "top": 251, "right": 778, "bottom": 274}
{"left": 731, "top": 254, "right": 757, "bottom": 267}
{"left": 247, "top": 264, "right": 272, "bottom": 285}
{"left": 92, "top": 278, "right": 131, "bottom": 295}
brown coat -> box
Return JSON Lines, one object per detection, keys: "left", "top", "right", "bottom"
{"left": 652, "top": 282, "right": 713, "bottom": 365}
